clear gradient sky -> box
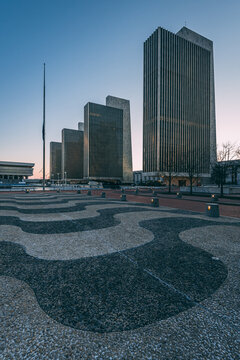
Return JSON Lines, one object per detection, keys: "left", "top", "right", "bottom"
{"left": 0, "top": 0, "right": 239, "bottom": 178}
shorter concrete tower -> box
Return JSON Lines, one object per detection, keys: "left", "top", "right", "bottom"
{"left": 50, "top": 142, "right": 62, "bottom": 180}
{"left": 62, "top": 128, "right": 84, "bottom": 180}
{"left": 78, "top": 122, "right": 84, "bottom": 131}
{"left": 84, "top": 102, "right": 123, "bottom": 180}
{"left": 106, "top": 96, "right": 133, "bottom": 183}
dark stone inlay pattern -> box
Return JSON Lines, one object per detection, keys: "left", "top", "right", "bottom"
{"left": 0, "top": 196, "right": 99, "bottom": 206}
{"left": 0, "top": 201, "right": 110, "bottom": 214}
{"left": 0, "top": 217, "right": 229, "bottom": 333}
{"left": 136, "top": 217, "right": 230, "bottom": 302}
{"left": 0, "top": 207, "right": 149, "bottom": 234}
{"left": 0, "top": 195, "right": 211, "bottom": 217}
{"left": 0, "top": 199, "right": 203, "bottom": 216}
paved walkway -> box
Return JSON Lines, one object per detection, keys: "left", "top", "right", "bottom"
{"left": 0, "top": 192, "right": 239, "bottom": 359}
{"left": 83, "top": 189, "right": 240, "bottom": 219}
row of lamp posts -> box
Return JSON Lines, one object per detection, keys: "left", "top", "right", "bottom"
{"left": 51, "top": 172, "right": 67, "bottom": 185}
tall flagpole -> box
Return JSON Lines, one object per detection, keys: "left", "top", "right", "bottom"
{"left": 42, "top": 63, "right": 46, "bottom": 191}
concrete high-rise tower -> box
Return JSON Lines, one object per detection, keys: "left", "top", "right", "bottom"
{"left": 50, "top": 142, "right": 62, "bottom": 180}
{"left": 61, "top": 127, "right": 84, "bottom": 180}
{"left": 143, "top": 26, "right": 216, "bottom": 182}
{"left": 106, "top": 96, "right": 133, "bottom": 183}
{"left": 84, "top": 102, "right": 123, "bottom": 181}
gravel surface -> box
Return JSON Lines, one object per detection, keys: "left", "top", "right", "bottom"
{"left": 0, "top": 193, "right": 239, "bottom": 359}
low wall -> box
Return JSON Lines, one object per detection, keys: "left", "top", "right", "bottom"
{"left": 180, "top": 186, "right": 240, "bottom": 195}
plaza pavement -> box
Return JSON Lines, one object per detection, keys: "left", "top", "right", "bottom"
{"left": 0, "top": 191, "right": 239, "bottom": 359}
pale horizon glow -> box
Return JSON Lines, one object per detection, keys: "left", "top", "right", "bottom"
{"left": 0, "top": 0, "right": 239, "bottom": 178}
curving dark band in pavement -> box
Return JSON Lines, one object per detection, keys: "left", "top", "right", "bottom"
{"left": 0, "top": 207, "right": 150, "bottom": 233}
{"left": 0, "top": 217, "right": 229, "bottom": 333}
{"left": 0, "top": 201, "right": 110, "bottom": 214}
{"left": 0, "top": 196, "right": 97, "bottom": 206}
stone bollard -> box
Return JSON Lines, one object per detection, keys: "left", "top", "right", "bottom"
{"left": 206, "top": 203, "right": 219, "bottom": 217}
{"left": 121, "top": 194, "right": 127, "bottom": 201}
{"left": 77, "top": 189, "right": 81, "bottom": 194}
{"left": 135, "top": 188, "right": 139, "bottom": 195}
{"left": 176, "top": 192, "right": 182, "bottom": 199}
{"left": 101, "top": 192, "right": 106, "bottom": 198}
{"left": 87, "top": 190, "right": 92, "bottom": 196}
{"left": 151, "top": 197, "right": 159, "bottom": 207}
{"left": 211, "top": 194, "right": 218, "bottom": 202}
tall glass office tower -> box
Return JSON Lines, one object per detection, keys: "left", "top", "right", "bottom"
{"left": 143, "top": 27, "right": 216, "bottom": 179}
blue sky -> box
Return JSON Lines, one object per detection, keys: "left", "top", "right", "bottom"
{"left": 0, "top": 0, "right": 239, "bottom": 177}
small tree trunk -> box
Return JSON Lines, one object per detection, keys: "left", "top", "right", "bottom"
{"left": 190, "top": 177, "right": 193, "bottom": 195}
{"left": 168, "top": 175, "right": 171, "bottom": 194}
{"left": 220, "top": 182, "right": 224, "bottom": 197}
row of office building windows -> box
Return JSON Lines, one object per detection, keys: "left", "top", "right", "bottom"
{"left": 143, "top": 26, "right": 213, "bottom": 176}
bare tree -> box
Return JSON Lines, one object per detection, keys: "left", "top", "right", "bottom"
{"left": 185, "top": 149, "right": 208, "bottom": 195}
{"left": 235, "top": 145, "right": 240, "bottom": 159}
{"left": 217, "top": 142, "right": 237, "bottom": 162}
{"left": 163, "top": 149, "right": 175, "bottom": 194}
{"left": 162, "top": 148, "right": 180, "bottom": 194}
{"left": 211, "top": 142, "right": 240, "bottom": 197}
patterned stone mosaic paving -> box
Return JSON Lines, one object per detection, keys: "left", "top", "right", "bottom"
{"left": 0, "top": 193, "right": 239, "bottom": 359}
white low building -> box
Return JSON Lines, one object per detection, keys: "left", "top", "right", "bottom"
{"left": 0, "top": 161, "right": 34, "bottom": 183}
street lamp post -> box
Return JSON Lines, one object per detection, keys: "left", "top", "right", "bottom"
{"left": 64, "top": 172, "right": 67, "bottom": 186}
{"left": 57, "top": 173, "right": 60, "bottom": 186}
